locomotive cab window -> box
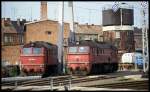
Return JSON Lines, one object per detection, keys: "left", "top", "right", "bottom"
{"left": 33, "top": 48, "right": 42, "bottom": 54}
{"left": 69, "top": 47, "right": 77, "bottom": 53}
{"left": 78, "top": 47, "right": 89, "bottom": 53}
{"left": 23, "top": 48, "right": 32, "bottom": 54}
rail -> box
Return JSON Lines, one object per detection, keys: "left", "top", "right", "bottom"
{"left": 84, "top": 80, "right": 148, "bottom": 90}
{"left": 2, "top": 75, "right": 117, "bottom": 90}
{"left": 2, "top": 75, "right": 72, "bottom": 91}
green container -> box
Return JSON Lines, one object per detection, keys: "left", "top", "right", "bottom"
{"left": 8, "top": 66, "right": 20, "bottom": 77}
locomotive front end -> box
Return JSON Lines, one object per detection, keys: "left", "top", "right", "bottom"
{"left": 67, "top": 46, "right": 90, "bottom": 74}
{"left": 20, "top": 47, "right": 45, "bottom": 75}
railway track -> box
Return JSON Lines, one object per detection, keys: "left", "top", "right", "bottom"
{"left": 2, "top": 71, "right": 148, "bottom": 91}
{"left": 84, "top": 80, "right": 149, "bottom": 90}
{"left": 1, "top": 75, "right": 70, "bottom": 86}
{"left": 2, "top": 73, "right": 148, "bottom": 91}
{"left": 2, "top": 75, "right": 116, "bottom": 87}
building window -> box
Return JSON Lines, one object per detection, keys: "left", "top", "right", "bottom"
{"left": 90, "top": 37, "right": 92, "bottom": 40}
{"left": 4, "top": 36, "right": 9, "bottom": 43}
{"left": 3, "top": 34, "right": 18, "bottom": 45}
{"left": 9, "top": 36, "right": 13, "bottom": 42}
{"left": 45, "top": 31, "right": 51, "bottom": 35}
{"left": 79, "top": 36, "right": 82, "bottom": 41}
{"left": 99, "top": 36, "right": 103, "bottom": 42}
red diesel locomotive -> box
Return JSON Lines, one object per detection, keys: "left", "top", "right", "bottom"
{"left": 20, "top": 41, "right": 58, "bottom": 76}
{"left": 66, "top": 40, "right": 118, "bottom": 74}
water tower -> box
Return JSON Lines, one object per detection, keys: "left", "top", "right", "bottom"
{"left": 102, "top": 3, "right": 135, "bottom": 62}
{"left": 102, "top": 3, "right": 134, "bottom": 59}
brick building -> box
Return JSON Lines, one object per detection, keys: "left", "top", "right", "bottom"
{"left": 25, "top": 1, "right": 70, "bottom": 46}
{"left": 133, "top": 27, "right": 142, "bottom": 51}
{"left": 103, "top": 31, "right": 135, "bottom": 53}
{"left": 1, "top": 18, "right": 28, "bottom": 66}
{"left": 103, "top": 31, "right": 135, "bottom": 62}
{"left": 75, "top": 23, "right": 103, "bottom": 42}
{"left": 25, "top": 19, "right": 70, "bottom": 45}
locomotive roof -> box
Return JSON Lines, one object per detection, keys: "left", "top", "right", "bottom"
{"left": 23, "top": 41, "right": 57, "bottom": 48}
{"left": 69, "top": 40, "right": 117, "bottom": 49}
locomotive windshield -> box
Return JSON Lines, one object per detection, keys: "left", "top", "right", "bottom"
{"left": 33, "top": 48, "right": 42, "bottom": 54}
{"left": 69, "top": 47, "right": 77, "bottom": 53}
{"left": 68, "top": 46, "right": 89, "bottom": 53}
{"left": 78, "top": 47, "right": 89, "bottom": 52}
{"left": 23, "top": 48, "right": 32, "bottom": 54}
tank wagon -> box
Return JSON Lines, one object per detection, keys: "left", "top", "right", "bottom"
{"left": 121, "top": 52, "right": 143, "bottom": 70}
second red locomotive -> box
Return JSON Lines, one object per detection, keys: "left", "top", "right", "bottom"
{"left": 66, "top": 40, "right": 118, "bottom": 75}
{"left": 20, "top": 41, "right": 58, "bottom": 76}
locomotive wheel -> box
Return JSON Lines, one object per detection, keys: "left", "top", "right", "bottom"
{"left": 96, "top": 64, "right": 99, "bottom": 74}
{"left": 81, "top": 67, "right": 88, "bottom": 75}
{"left": 116, "top": 64, "right": 118, "bottom": 71}
{"left": 99, "top": 64, "right": 104, "bottom": 74}
{"left": 113, "top": 63, "right": 118, "bottom": 72}
{"left": 74, "top": 67, "right": 80, "bottom": 74}
{"left": 98, "top": 64, "right": 103, "bottom": 74}
{"left": 109, "top": 64, "right": 113, "bottom": 73}
{"left": 80, "top": 70, "right": 88, "bottom": 75}
{"left": 67, "top": 68, "right": 73, "bottom": 75}
{"left": 91, "top": 64, "right": 98, "bottom": 74}
{"left": 20, "top": 71, "right": 27, "bottom": 76}
{"left": 104, "top": 64, "right": 110, "bottom": 73}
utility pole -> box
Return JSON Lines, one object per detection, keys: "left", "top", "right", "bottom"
{"left": 58, "top": 2, "right": 64, "bottom": 74}
{"left": 68, "top": 1, "right": 75, "bottom": 44}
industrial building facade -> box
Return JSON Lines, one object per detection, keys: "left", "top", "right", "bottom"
{"left": 1, "top": 18, "right": 27, "bottom": 65}
{"left": 25, "top": 20, "right": 70, "bottom": 45}
{"left": 75, "top": 23, "right": 103, "bottom": 42}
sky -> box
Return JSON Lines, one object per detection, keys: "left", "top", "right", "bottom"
{"left": 1, "top": 1, "right": 149, "bottom": 28}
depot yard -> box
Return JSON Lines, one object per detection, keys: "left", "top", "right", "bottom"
{"left": 2, "top": 70, "right": 148, "bottom": 91}
{"left": 1, "top": 2, "right": 149, "bottom": 91}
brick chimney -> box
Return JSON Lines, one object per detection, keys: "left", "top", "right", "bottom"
{"left": 40, "top": 1, "right": 47, "bottom": 20}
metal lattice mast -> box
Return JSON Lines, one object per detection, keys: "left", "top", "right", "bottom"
{"left": 141, "top": 2, "right": 149, "bottom": 72}
{"left": 58, "top": 2, "right": 64, "bottom": 74}
{"left": 68, "top": 1, "right": 75, "bottom": 44}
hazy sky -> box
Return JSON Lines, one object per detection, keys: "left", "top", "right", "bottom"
{"left": 1, "top": 1, "right": 149, "bottom": 28}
